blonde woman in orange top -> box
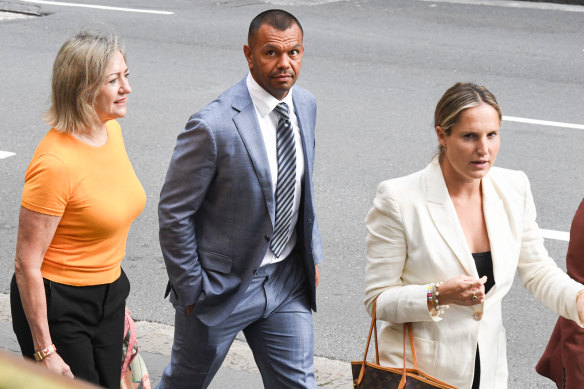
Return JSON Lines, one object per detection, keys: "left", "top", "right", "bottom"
{"left": 10, "top": 31, "right": 145, "bottom": 388}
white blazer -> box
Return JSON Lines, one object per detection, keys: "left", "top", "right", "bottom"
{"left": 364, "top": 159, "right": 582, "bottom": 389}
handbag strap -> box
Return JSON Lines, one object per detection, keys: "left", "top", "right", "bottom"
{"left": 374, "top": 306, "right": 379, "bottom": 365}
{"left": 399, "top": 322, "right": 420, "bottom": 388}
{"left": 356, "top": 299, "right": 379, "bottom": 385}
{"left": 356, "top": 300, "right": 421, "bottom": 387}
{"left": 406, "top": 323, "right": 418, "bottom": 369}
{"left": 122, "top": 311, "right": 138, "bottom": 376}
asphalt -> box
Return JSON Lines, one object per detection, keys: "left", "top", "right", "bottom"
{"left": 1, "top": 1, "right": 582, "bottom": 388}
{"left": 0, "top": 293, "right": 353, "bottom": 388}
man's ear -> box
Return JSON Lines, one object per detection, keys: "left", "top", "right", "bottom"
{"left": 243, "top": 44, "right": 253, "bottom": 69}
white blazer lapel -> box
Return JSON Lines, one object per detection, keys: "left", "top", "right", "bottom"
{"left": 424, "top": 160, "right": 479, "bottom": 278}
{"left": 481, "top": 173, "right": 512, "bottom": 296}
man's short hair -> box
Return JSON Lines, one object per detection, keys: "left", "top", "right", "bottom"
{"left": 248, "top": 9, "right": 303, "bottom": 45}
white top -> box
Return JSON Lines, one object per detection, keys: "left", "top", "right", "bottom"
{"left": 246, "top": 73, "right": 305, "bottom": 266}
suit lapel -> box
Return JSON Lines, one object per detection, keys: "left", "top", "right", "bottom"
{"left": 425, "top": 160, "right": 478, "bottom": 278}
{"left": 231, "top": 80, "right": 275, "bottom": 225}
{"left": 292, "top": 93, "right": 311, "bottom": 185}
{"left": 481, "top": 174, "right": 510, "bottom": 296}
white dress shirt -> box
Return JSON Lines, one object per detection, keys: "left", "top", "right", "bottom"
{"left": 246, "top": 73, "right": 305, "bottom": 267}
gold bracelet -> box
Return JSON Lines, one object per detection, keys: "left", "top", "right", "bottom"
{"left": 33, "top": 344, "right": 57, "bottom": 361}
{"left": 577, "top": 290, "right": 584, "bottom": 302}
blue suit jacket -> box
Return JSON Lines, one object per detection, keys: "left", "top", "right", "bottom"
{"left": 158, "top": 78, "right": 323, "bottom": 326}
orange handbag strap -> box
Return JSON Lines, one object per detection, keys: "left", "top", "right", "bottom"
{"left": 357, "top": 300, "right": 420, "bottom": 387}
{"left": 374, "top": 306, "right": 380, "bottom": 365}
{"left": 398, "top": 323, "right": 420, "bottom": 388}
{"left": 357, "top": 299, "right": 379, "bottom": 385}
{"left": 406, "top": 323, "right": 418, "bottom": 369}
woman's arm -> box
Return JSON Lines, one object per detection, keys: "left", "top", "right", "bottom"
{"left": 365, "top": 181, "right": 486, "bottom": 323}
{"left": 517, "top": 173, "right": 583, "bottom": 324}
{"left": 14, "top": 206, "right": 72, "bottom": 377}
{"left": 364, "top": 181, "right": 414, "bottom": 321}
{"left": 365, "top": 181, "right": 451, "bottom": 323}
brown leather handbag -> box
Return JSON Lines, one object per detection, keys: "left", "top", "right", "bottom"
{"left": 351, "top": 300, "right": 457, "bottom": 389}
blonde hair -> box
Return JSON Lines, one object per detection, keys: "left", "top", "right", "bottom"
{"left": 434, "top": 82, "right": 502, "bottom": 162}
{"left": 44, "top": 31, "right": 125, "bottom": 135}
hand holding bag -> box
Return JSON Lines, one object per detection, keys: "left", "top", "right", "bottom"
{"left": 351, "top": 300, "right": 457, "bottom": 389}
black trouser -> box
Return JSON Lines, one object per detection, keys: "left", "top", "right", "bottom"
{"left": 472, "top": 346, "right": 481, "bottom": 389}
{"left": 10, "top": 270, "right": 130, "bottom": 389}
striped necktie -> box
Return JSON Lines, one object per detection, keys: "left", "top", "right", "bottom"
{"left": 270, "top": 102, "right": 296, "bottom": 258}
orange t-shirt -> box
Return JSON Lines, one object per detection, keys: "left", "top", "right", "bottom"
{"left": 21, "top": 120, "right": 146, "bottom": 286}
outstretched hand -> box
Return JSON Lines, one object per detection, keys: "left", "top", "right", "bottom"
{"left": 438, "top": 275, "right": 487, "bottom": 307}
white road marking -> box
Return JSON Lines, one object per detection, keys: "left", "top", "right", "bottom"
{"left": 19, "top": 0, "right": 174, "bottom": 15}
{"left": 503, "top": 116, "right": 584, "bottom": 130}
{"left": 541, "top": 229, "right": 570, "bottom": 242}
{"left": 502, "top": 115, "right": 580, "bottom": 240}
{"left": 502, "top": 114, "right": 579, "bottom": 243}
{"left": 0, "top": 151, "right": 16, "bottom": 159}
{"left": 420, "top": 0, "right": 584, "bottom": 13}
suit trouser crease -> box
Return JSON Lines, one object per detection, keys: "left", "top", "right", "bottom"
{"left": 158, "top": 253, "right": 315, "bottom": 389}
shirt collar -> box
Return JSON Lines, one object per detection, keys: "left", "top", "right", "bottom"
{"left": 246, "top": 73, "right": 294, "bottom": 118}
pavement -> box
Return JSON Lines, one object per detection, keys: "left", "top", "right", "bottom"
{"left": 0, "top": 293, "right": 353, "bottom": 388}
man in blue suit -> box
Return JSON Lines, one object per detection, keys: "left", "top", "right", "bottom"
{"left": 157, "top": 9, "right": 323, "bottom": 389}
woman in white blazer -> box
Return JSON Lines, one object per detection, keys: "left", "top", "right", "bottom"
{"left": 364, "top": 82, "right": 584, "bottom": 389}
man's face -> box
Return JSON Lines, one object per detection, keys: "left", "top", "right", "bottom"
{"left": 244, "top": 23, "right": 304, "bottom": 100}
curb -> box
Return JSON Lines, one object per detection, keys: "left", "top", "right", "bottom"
{"left": 0, "top": 11, "right": 36, "bottom": 21}
{"left": 0, "top": 294, "right": 353, "bottom": 387}
{"left": 0, "top": 0, "right": 42, "bottom": 15}
{"left": 0, "top": 0, "right": 42, "bottom": 21}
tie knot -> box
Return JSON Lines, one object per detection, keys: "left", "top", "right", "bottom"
{"left": 274, "top": 102, "right": 290, "bottom": 120}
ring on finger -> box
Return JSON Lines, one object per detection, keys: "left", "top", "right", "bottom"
{"left": 472, "top": 292, "right": 478, "bottom": 301}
